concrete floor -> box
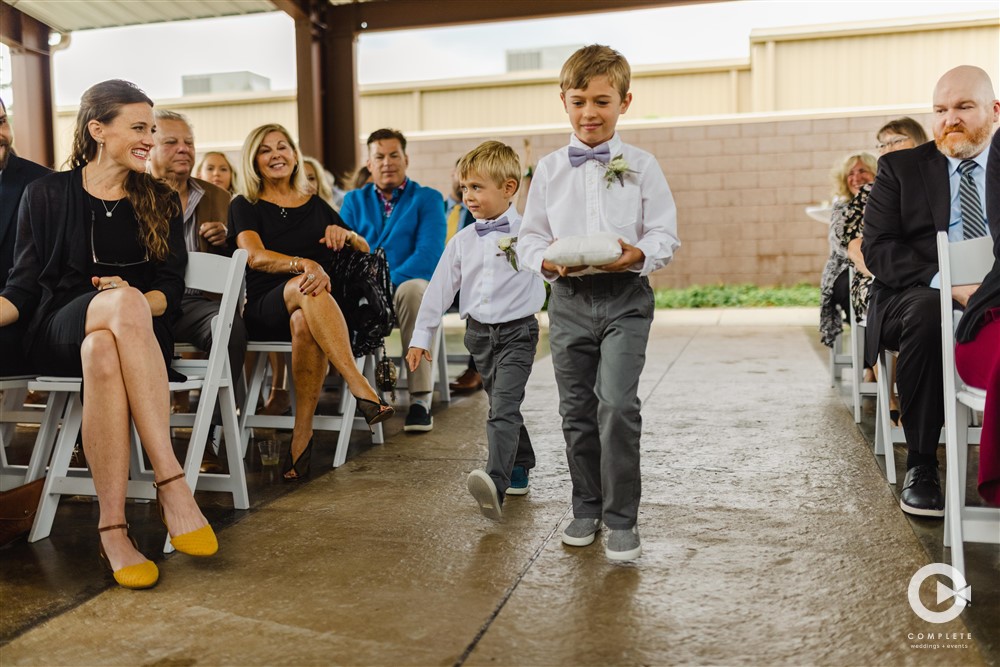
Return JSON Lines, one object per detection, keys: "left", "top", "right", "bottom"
{"left": 0, "top": 309, "right": 996, "bottom": 666}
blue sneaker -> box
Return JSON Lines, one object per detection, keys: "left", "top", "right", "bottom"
{"left": 507, "top": 465, "right": 529, "bottom": 496}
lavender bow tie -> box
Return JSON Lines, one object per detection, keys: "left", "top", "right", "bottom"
{"left": 568, "top": 143, "right": 611, "bottom": 167}
{"left": 474, "top": 216, "right": 510, "bottom": 237}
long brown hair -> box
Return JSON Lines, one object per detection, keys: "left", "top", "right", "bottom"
{"left": 70, "top": 80, "right": 178, "bottom": 261}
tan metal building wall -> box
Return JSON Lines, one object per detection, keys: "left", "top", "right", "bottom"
{"left": 54, "top": 91, "right": 300, "bottom": 167}
{"left": 750, "top": 14, "right": 999, "bottom": 112}
{"left": 52, "top": 12, "right": 997, "bottom": 160}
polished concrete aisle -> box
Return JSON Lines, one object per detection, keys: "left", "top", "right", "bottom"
{"left": 0, "top": 313, "right": 991, "bottom": 666}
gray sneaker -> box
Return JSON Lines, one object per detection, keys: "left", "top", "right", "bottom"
{"left": 605, "top": 526, "right": 642, "bottom": 561}
{"left": 467, "top": 470, "right": 502, "bottom": 521}
{"left": 561, "top": 517, "right": 601, "bottom": 546}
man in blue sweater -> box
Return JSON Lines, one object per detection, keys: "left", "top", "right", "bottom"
{"left": 340, "top": 129, "right": 446, "bottom": 431}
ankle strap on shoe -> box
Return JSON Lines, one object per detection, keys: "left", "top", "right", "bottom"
{"left": 98, "top": 523, "right": 129, "bottom": 533}
{"left": 153, "top": 473, "right": 186, "bottom": 489}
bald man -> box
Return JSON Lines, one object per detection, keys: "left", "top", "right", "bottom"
{"left": 863, "top": 65, "right": 999, "bottom": 517}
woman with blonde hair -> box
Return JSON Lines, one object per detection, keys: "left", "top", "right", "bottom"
{"left": 0, "top": 80, "right": 217, "bottom": 589}
{"left": 229, "top": 123, "right": 393, "bottom": 481}
{"left": 301, "top": 155, "right": 334, "bottom": 206}
{"left": 819, "top": 152, "right": 877, "bottom": 348}
{"left": 195, "top": 151, "right": 238, "bottom": 195}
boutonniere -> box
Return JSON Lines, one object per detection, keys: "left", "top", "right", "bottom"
{"left": 498, "top": 236, "right": 518, "bottom": 271}
{"left": 604, "top": 154, "right": 638, "bottom": 188}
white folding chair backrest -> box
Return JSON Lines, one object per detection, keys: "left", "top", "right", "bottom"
{"left": 936, "top": 231, "right": 995, "bottom": 580}
{"left": 171, "top": 249, "right": 250, "bottom": 512}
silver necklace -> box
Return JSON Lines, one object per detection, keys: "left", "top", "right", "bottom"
{"left": 84, "top": 167, "right": 124, "bottom": 218}
{"left": 96, "top": 197, "right": 122, "bottom": 218}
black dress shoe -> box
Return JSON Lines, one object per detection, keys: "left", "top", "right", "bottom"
{"left": 900, "top": 464, "right": 944, "bottom": 517}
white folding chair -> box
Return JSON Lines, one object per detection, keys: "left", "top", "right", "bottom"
{"left": 0, "top": 375, "right": 56, "bottom": 490}
{"left": 873, "top": 349, "right": 900, "bottom": 485}
{"left": 240, "top": 344, "right": 385, "bottom": 469}
{"left": 27, "top": 250, "right": 250, "bottom": 552}
{"left": 829, "top": 328, "right": 851, "bottom": 387}
{"left": 936, "top": 232, "right": 997, "bottom": 580}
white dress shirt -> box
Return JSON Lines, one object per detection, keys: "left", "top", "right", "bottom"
{"left": 410, "top": 204, "right": 546, "bottom": 351}
{"left": 518, "top": 132, "right": 680, "bottom": 281}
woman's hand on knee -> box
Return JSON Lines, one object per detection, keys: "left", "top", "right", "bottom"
{"left": 298, "top": 259, "right": 331, "bottom": 297}
{"left": 92, "top": 275, "right": 130, "bottom": 292}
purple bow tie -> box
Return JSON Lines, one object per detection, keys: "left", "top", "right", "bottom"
{"left": 568, "top": 143, "right": 611, "bottom": 167}
{"left": 474, "top": 216, "right": 510, "bottom": 237}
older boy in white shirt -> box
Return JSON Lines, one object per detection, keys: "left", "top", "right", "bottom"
{"left": 407, "top": 141, "right": 546, "bottom": 520}
{"left": 518, "top": 44, "right": 680, "bottom": 560}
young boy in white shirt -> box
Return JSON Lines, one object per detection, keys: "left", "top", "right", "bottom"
{"left": 406, "top": 141, "right": 546, "bottom": 520}
{"left": 517, "top": 44, "right": 680, "bottom": 560}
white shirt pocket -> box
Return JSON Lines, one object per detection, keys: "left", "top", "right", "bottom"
{"left": 601, "top": 178, "right": 641, "bottom": 228}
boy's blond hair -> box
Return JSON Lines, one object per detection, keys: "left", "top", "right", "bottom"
{"left": 560, "top": 44, "right": 631, "bottom": 100}
{"left": 457, "top": 141, "right": 521, "bottom": 192}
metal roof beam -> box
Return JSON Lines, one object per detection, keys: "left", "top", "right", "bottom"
{"left": 0, "top": 2, "right": 55, "bottom": 167}
{"left": 325, "top": 0, "right": 719, "bottom": 33}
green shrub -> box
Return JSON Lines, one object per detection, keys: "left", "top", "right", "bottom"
{"left": 653, "top": 283, "right": 820, "bottom": 308}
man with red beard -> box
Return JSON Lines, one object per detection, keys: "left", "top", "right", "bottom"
{"left": 863, "top": 65, "right": 999, "bottom": 517}
{"left": 0, "top": 97, "right": 50, "bottom": 374}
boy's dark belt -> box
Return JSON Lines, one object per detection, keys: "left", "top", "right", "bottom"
{"left": 569, "top": 272, "right": 645, "bottom": 285}
{"left": 467, "top": 314, "right": 537, "bottom": 332}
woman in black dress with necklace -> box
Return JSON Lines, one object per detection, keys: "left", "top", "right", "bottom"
{"left": 230, "top": 124, "right": 393, "bottom": 482}
{"left": 0, "top": 80, "right": 217, "bottom": 589}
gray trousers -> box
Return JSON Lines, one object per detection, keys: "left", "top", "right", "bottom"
{"left": 464, "top": 315, "right": 538, "bottom": 497}
{"left": 173, "top": 293, "right": 248, "bottom": 411}
{"left": 548, "top": 273, "right": 653, "bottom": 529}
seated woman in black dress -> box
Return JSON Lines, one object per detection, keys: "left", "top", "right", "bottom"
{"left": 0, "top": 80, "right": 217, "bottom": 590}
{"left": 230, "top": 123, "right": 394, "bottom": 482}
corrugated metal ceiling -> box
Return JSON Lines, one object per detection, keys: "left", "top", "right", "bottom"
{"left": 3, "top": 0, "right": 285, "bottom": 34}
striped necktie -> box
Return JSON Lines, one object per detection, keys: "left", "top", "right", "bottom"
{"left": 958, "top": 160, "right": 988, "bottom": 239}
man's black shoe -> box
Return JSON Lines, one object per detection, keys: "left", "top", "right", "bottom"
{"left": 403, "top": 404, "right": 433, "bottom": 432}
{"left": 900, "top": 464, "right": 944, "bottom": 517}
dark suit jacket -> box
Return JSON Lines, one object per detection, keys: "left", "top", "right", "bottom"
{"left": 861, "top": 140, "right": 950, "bottom": 364}
{"left": 0, "top": 153, "right": 51, "bottom": 286}
{"left": 956, "top": 129, "right": 1000, "bottom": 343}
{"left": 190, "top": 176, "right": 232, "bottom": 254}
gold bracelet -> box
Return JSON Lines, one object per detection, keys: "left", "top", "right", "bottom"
{"left": 290, "top": 256, "right": 304, "bottom": 274}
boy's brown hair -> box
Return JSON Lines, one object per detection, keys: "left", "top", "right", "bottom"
{"left": 457, "top": 140, "right": 521, "bottom": 192}
{"left": 560, "top": 44, "right": 631, "bottom": 100}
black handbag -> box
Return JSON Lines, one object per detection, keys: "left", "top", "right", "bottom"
{"left": 326, "top": 246, "right": 397, "bottom": 357}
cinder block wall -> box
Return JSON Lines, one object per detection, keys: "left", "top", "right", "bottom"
{"left": 395, "top": 110, "right": 932, "bottom": 289}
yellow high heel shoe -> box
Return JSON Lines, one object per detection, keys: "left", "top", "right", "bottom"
{"left": 98, "top": 524, "right": 159, "bottom": 590}
{"left": 153, "top": 473, "right": 218, "bottom": 557}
